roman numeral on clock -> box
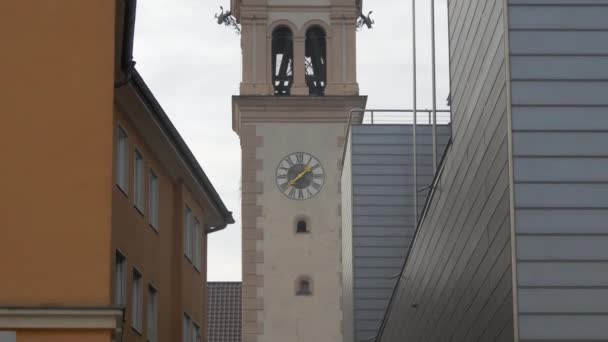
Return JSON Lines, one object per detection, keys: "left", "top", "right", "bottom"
{"left": 295, "top": 153, "right": 304, "bottom": 164}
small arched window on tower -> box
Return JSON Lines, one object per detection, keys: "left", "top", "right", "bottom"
{"left": 305, "top": 26, "right": 327, "bottom": 96}
{"left": 296, "top": 277, "right": 313, "bottom": 296}
{"left": 272, "top": 26, "right": 294, "bottom": 96}
{"left": 296, "top": 218, "right": 309, "bottom": 234}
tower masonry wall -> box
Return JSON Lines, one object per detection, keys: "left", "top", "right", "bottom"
{"left": 252, "top": 122, "right": 345, "bottom": 342}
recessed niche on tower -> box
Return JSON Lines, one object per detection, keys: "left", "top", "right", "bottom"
{"left": 272, "top": 26, "right": 294, "bottom": 96}
{"left": 305, "top": 26, "right": 327, "bottom": 96}
{"left": 296, "top": 218, "right": 309, "bottom": 234}
{"left": 296, "top": 276, "right": 313, "bottom": 296}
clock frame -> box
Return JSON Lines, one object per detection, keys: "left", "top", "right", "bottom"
{"left": 275, "top": 152, "right": 325, "bottom": 201}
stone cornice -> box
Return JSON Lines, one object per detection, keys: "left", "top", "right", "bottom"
{"left": 232, "top": 95, "right": 367, "bottom": 134}
{"left": 0, "top": 307, "right": 124, "bottom": 330}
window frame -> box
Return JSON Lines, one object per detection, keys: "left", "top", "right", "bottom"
{"left": 116, "top": 124, "right": 129, "bottom": 194}
{"left": 182, "top": 313, "right": 191, "bottom": 342}
{"left": 192, "top": 321, "right": 201, "bottom": 342}
{"left": 133, "top": 148, "right": 145, "bottom": 213}
{"left": 184, "top": 207, "right": 193, "bottom": 260}
{"left": 132, "top": 268, "right": 143, "bottom": 333}
{"left": 114, "top": 251, "right": 127, "bottom": 306}
{"left": 149, "top": 169, "right": 159, "bottom": 230}
{"left": 147, "top": 284, "right": 158, "bottom": 342}
{"left": 193, "top": 219, "right": 201, "bottom": 271}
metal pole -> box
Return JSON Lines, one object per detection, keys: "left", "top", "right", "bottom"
{"left": 371, "top": 111, "right": 374, "bottom": 125}
{"left": 431, "top": 0, "right": 438, "bottom": 172}
{"left": 412, "top": 0, "right": 418, "bottom": 228}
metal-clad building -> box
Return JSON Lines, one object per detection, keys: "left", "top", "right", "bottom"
{"left": 341, "top": 122, "right": 450, "bottom": 342}
{"left": 373, "top": 0, "right": 608, "bottom": 341}
{"left": 509, "top": 0, "right": 608, "bottom": 339}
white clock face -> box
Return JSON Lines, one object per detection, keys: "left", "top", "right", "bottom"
{"left": 275, "top": 152, "right": 325, "bottom": 201}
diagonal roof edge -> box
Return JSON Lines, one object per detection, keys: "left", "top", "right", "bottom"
{"left": 130, "top": 70, "right": 235, "bottom": 230}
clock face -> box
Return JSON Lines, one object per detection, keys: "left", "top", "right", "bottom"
{"left": 275, "top": 152, "right": 325, "bottom": 201}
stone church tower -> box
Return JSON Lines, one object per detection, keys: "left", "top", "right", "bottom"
{"left": 231, "top": 1, "right": 366, "bottom": 341}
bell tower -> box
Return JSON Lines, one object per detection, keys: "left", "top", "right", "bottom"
{"left": 231, "top": 0, "right": 366, "bottom": 341}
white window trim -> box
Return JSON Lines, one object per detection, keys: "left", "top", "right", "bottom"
{"left": 149, "top": 169, "right": 159, "bottom": 231}
{"left": 131, "top": 268, "right": 143, "bottom": 333}
{"left": 114, "top": 251, "right": 126, "bottom": 306}
{"left": 182, "top": 313, "right": 191, "bottom": 342}
{"left": 192, "top": 321, "right": 201, "bottom": 342}
{"left": 184, "top": 207, "right": 193, "bottom": 261}
{"left": 147, "top": 284, "right": 158, "bottom": 342}
{"left": 134, "top": 148, "right": 145, "bottom": 213}
{"left": 193, "top": 219, "right": 201, "bottom": 271}
{"left": 116, "top": 124, "right": 129, "bottom": 194}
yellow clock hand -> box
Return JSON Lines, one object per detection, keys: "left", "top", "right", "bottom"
{"left": 289, "top": 166, "right": 313, "bottom": 186}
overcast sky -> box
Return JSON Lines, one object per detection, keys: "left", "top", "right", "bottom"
{"left": 134, "top": 0, "right": 450, "bottom": 281}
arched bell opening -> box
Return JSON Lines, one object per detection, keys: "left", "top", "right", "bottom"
{"left": 305, "top": 26, "right": 327, "bottom": 96}
{"left": 271, "top": 26, "right": 294, "bottom": 96}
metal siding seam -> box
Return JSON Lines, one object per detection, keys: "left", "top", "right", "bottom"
{"left": 349, "top": 129, "right": 358, "bottom": 341}
{"left": 503, "top": 0, "right": 521, "bottom": 341}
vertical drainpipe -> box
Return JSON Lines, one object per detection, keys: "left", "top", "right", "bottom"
{"left": 431, "top": 0, "right": 438, "bottom": 172}
{"left": 412, "top": 0, "right": 418, "bottom": 227}
{"left": 252, "top": 16, "right": 257, "bottom": 83}
{"left": 342, "top": 16, "right": 347, "bottom": 84}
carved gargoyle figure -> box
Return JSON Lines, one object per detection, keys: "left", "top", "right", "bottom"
{"left": 215, "top": 6, "right": 241, "bottom": 34}
{"left": 357, "top": 11, "right": 374, "bottom": 30}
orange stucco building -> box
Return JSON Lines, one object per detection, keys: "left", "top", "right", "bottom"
{"left": 0, "top": 1, "right": 234, "bottom": 341}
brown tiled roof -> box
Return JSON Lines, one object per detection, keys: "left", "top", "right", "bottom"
{"left": 208, "top": 282, "right": 241, "bottom": 342}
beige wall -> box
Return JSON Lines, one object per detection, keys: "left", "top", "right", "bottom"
{"left": 0, "top": 0, "right": 115, "bottom": 306}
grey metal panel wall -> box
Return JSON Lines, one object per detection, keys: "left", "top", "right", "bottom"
{"left": 341, "top": 133, "right": 355, "bottom": 342}
{"left": 350, "top": 124, "right": 449, "bottom": 341}
{"left": 378, "top": 0, "right": 514, "bottom": 340}
{"left": 509, "top": 0, "right": 608, "bottom": 340}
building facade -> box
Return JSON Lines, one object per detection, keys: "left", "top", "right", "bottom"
{"left": 375, "top": 0, "right": 608, "bottom": 341}
{"left": 341, "top": 122, "right": 451, "bottom": 342}
{"left": 0, "top": 1, "right": 233, "bottom": 341}
{"left": 232, "top": 1, "right": 366, "bottom": 341}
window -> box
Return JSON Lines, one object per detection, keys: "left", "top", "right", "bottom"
{"left": 114, "top": 251, "right": 126, "bottom": 306}
{"left": 192, "top": 322, "right": 201, "bottom": 342}
{"left": 182, "top": 313, "right": 191, "bottom": 342}
{"left": 272, "top": 26, "right": 294, "bottom": 96}
{"left": 134, "top": 149, "right": 145, "bottom": 212}
{"left": 193, "top": 219, "right": 201, "bottom": 271}
{"left": 116, "top": 125, "right": 129, "bottom": 193}
{"left": 296, "top": 219, "right": 308, "bottom": 234}
{"left": 147, "top": 285, "right": 158, "bottom": 342}
{"left": 296, "top": 277, "right": 312, "bottom": 296}
{"left": 149, "top": 170, "right": 159, "bottom": 229}
{"left": 132, "top": 269, "right": 143, "bottom": 332}
{"left": 305, "top": 26, "right": 327, "bottom": 96}
{"left": 184, "top": 207, "right": 193, "bottom": 260}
